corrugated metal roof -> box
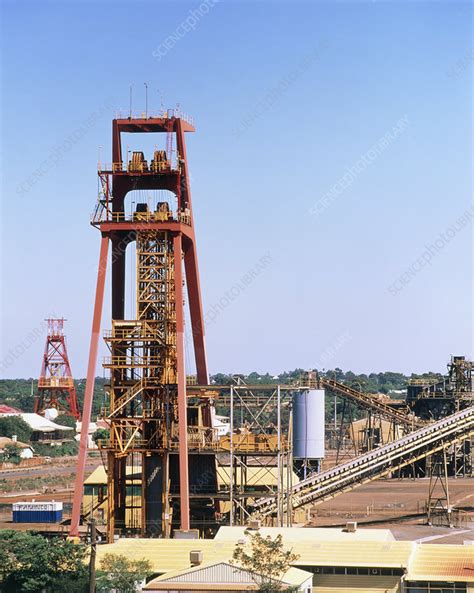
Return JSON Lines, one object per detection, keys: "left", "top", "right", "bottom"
{"left": 144, "top": 584, "right": 269, "bottom": 591}
{"left": 293, "top": 541, "right": 413, "bottom": 568}
{"left": 96, "top": 537, "right": 413, "bottom": 574}
{"left": 20, "top": 413, "right": 73, "bottom": 432}
{"left": 97, "top": 539, "right": 235, "bottom": 573}
{"left": 0, "top": 437, "right": 32, "bottom": 450}
{"left": 312, "top": 574, "right": 401, "bottom": 592}
{"left": 406, "top": 543, "right": 474, "bottom": 582}
{"left": 84, "top": 465, "right": 107, "bottom": 485}
{"left": 144, "top": 562, "right": 312, "bottom": 591}
{"left": 153, "top": 563, "right": 260, "bottom": 584}
{"left": 0, "top": 405, "right": 22, "bottom": 414}
{"left": 215, "top": 526, "right": 395, "bottom": 542}
{"left": 84, "top": 464, "right": 138, "bottom": 484}
{"left": 149, "top": 562, "right": 311, "bottom": 586}
{"left": 96, "top": 531, "right": 472, "bottom": 584}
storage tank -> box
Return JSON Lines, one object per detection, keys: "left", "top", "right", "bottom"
{"left": 12, "top": 501, "right": 63, "bottom": 523}
{"left": 44, "top": 407, "right": 59, "bottom": 421}
{"left": 292, "top": 389, "right": 325, "bottom": 461}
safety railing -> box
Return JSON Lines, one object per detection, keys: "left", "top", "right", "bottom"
{"left": 103, "top": 323, "right": 165, "bottom": 341}
{"left": 113, "top": 109, "right": 194, "bottom": 126}
{"left": 38, "top": 377, "right": 74, "bottom": 388}
{"left": 219, "top": 433, "right": 289, "bottom": 453}
{"left": 98, "top": 437, "right": 154, "bottom": 452}
{"left": 99, "top": 429, "right": 220, "bottom": 453}
{"left": 98, "top": 162, "right": 179, "bottom": 174}
{"left": 168, "top": 426, "right": 220, "bottom": 451}
{"left": 103, "top": 356, "right": 165, "bottom": 367}
{"left": 91, "top": 207, "right": 191, "bottom": 226}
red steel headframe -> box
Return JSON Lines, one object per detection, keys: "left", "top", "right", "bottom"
{"left": 70, "top": 114, "right": 208, "bottom": 537}
{"left": 35, "top": 318, "right": 80, "bottom": 420}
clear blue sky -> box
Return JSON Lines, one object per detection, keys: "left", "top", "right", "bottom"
{"left": 1, "top": 0, "right": 472, "bottom": 379}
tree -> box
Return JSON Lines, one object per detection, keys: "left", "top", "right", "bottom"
{"left": 0, "top": 416, "right": 32, "bottom": 443}
{"left": 92, "top": 428, "right": 109, "bottom": 446}
{"left": 232, "top": 530, "right": 300, "bottom": 593}
{"left": 97, "top": 553, "right": 152, "bottom": 593}
{"left": 0, "top": 530, "right": 87, "bottom": 593}
{"left": 2, "top": 443, "right": 23, "bottom": 464}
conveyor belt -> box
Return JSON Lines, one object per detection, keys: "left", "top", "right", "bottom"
{"left": 253, "top": 405, "right": 474, "bottom": 517}
{"left": 320, "top": 377, "right": 424, "bottom": 430}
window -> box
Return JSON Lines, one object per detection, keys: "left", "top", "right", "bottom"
{"left": 404, "top": 583, "right": 466, "bottom": 593}
{"left": 126, "top": 485, "right": 141, "bottom": 497}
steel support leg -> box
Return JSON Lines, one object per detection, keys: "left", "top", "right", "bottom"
{"left": 174, "top": 234, "right": 190, "bottom": 531}
{"left": 70, "top": 236, "right": 109, "bottom": 537}
{"left": 184, "top": 240, "right": 208, "bottom": 384}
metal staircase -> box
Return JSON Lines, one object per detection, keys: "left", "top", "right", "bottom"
{"left": 107, "top": 377, "right": 160, "bottom": 418}
{"left": 252, "top": 405, "right": 474, "bottom": 517}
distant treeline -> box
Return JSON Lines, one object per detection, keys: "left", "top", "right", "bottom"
{"left": 0, "top": 368, "right": 443, "bottom": 416}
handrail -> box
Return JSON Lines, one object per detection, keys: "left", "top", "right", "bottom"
{"left": 97, "top": 162, "right": 181, "bottom": 174}
{"left": 38, "top": 377, "right": 74, "bottom": 388}
{"left": 113, "top": 109, "right": 194, "bottom": 125}
{"left": 103, "top": 323, "right": 166, "bottom": 340}
{"left": 91, "top": 208, "right": 191, "bottom": 226}
{"left": 108, "top": 380, "right": 147, "bottom": 418}
{"left": 103, "top": 356, "right": 166, "bottom": 366}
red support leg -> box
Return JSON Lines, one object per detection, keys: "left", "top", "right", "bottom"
{"left": 70, "top": 236, "right": 109, "bottom": 537}
{"left": 184, "top": 240, "right": 208, "bottom": 385}
{"left": 174, "top": 234, "right": 190, "bottom": 531}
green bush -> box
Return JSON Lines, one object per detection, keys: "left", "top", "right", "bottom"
{"left": 0, "top": 417, "right": 32, "bottom": 443}
{"left": 34, "top": 441, "right": 79, "bottom": 458}
{"left": 0, "top": 530, "right": 87, "bottom": 593}
{"left": 1, "top": 443, "right": 22, "bottom": 464}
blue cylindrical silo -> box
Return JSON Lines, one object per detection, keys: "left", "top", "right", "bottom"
{"left": 292, "top": 389, "right": 325, "bottom": 460}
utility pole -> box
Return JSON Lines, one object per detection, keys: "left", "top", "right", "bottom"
{"left": 89, "top": 518, "right": 97, "bottom": 593}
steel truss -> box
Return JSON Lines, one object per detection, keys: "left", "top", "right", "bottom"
{"left": 223, "top": 382, "right": 293, "bottom": 527}
{"left": 426, "top": 449, "right": 452, "bottom": 527}
{"left": 35, "top": 318, "right": 80, "bottom": 419}
{"left": 319, "top": 377, "right": 423, "bottom": 430}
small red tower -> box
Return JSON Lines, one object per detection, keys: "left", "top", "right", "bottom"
{"left": 35, "top": 318, "right": 81, "bottom": 419}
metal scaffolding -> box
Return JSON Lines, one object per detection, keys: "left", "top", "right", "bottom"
{"left": 224, "top": 382, "right": 294, "bottom": 527}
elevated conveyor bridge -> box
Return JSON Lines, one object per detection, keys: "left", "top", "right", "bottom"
{"left": 319, "top": 377, "right": 424, "bottom": 430}
{"left": 253, "top": 405, "right": 474, "bottom": 518}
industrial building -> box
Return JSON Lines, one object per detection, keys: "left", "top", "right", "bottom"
{"left": 82, "top": 463, "right": 303, "bottom": 530}
{"left": 0, "top": 436, "right": 34, "bottom": 459}
{"left": 143, "top": 562, "right": 313, "bottom": 592}
{"left": 0, "top": 409, "right": 73, "bottom": 444}
{"left": 93, "top": 526, "right": 474, "bottom": 593}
